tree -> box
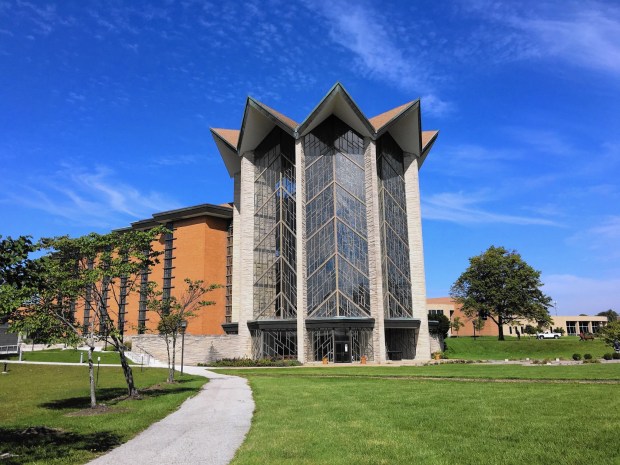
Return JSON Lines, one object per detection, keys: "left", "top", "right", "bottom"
{"left": 598, "top": 321, "right": 620, "bottom": 348}
{"left": 450, "top": 316, "right": 464, "bottom": 336}
{"left": 0, "top": 235, "right": 41, "bottom": 318}
{"left": 450, "top": 246, "right": 552, "bottom": 341}
{"left": 15, "top": 228, "right": 165, "bottom": 404}
{"left": 597, "top": 309, "right": 619, "bottom": 323}
{"left": 147, "top": 279, "right": 220, "bottom": 383}
{"left": 473, "top": 317, "right": 486, "bottom": 337}
{"left": 428, "top": 312, "right": 450, "bottom": 339}
{"left": 524, "top": 325, "right": 537, "bottom": 337}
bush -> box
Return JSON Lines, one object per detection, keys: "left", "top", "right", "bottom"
{"left": 613, "top": 352, "right": 620, "bottom": 360}
{"left": 428, "top": 313, "right": 450, "bottom": 339}
{"left": 603, "top": 353, "right": 613, "bottom": 360}
{"left": 584, "top": 353, "right": 592, "bottom": 360}
{"left": 202, "top": 357, "right": 302, "bottom": 367}
{"left": 572, "top": 353, "right": 582, "bottom": 361}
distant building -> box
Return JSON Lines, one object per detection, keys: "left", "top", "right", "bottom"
{"left": 427, "top": 297, "right": 608, "bottom": 337}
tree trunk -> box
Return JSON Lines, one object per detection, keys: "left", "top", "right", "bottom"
{"left": 164, "top": 335, "right": 173, "bottom": 383}
{"left": 498, "top": 315, "right": 505, "bottom": 341}
{"left": 111, "top": 335, "right": 139, "bottom": 397}
{"left": 170, "top": 334, "right": 177, "bottom": 383}
{"left": 88, "top": 346, "right": 97, "bottom": 408}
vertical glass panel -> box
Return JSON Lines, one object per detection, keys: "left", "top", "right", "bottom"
{"left": 253, "top": 127, "right": 296, "bottom": 319}
{"left": 305, "top": 115, "right": 370, "bottom": 318}
{"left": 378, "top": 133, "right": 413, "bottom": 318}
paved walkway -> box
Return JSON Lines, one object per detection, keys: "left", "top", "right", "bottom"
{"left": 86, "top": 365, "right": 254, "bottom": 465}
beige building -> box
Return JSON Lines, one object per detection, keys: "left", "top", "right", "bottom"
{"left": 427, "top": 297, "right": 608, "bottom": 337}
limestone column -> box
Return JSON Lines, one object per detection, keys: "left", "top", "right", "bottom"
{"left": 295, "top": 139, "right": 307, "bottom": 363}
{"left": 403, "top": 153, "right": 431, "bottom": 360}
{"left": 364, "top": 138, "right": 387, "bottom": 363}
{"left": 237, "top": 152, "right": 255, "bottom": 357}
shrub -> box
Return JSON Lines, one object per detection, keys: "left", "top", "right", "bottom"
{"left": 584, "top": 353, "right": 592, "bottom": 360}
{"left": 613, "top": 353, "right": 620, "bottom": 360}
{"left": 603, "top": 353, "right": 613, "bottom": 360}
{"left": 572, "top": 353, "right": 582, "bottom": 361}
{"left": 202, "top": 357, "right": 302, "bottom": 367}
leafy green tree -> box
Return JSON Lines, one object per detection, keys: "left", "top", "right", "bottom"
{"left": 473, "top": 317, "right": 486, "bottom": 336}
{"left": 597, "top": 309, "right": 618, "bottom": 323}
{"left": 598, "top": 321, "right": 620, "bottom": 348}
{"left": 450, "top": 246, "right": 552, "bottom": 341}
{"left": 428, "top": 312, "right": 450, "bottom": 339}
{"left": 15, "top": 229, "right": 165, "bottom": 404}
{"left": 0, "top": 235, "right": 41, "bottom": 318}
{"left": 524, "top": 325, "right": 537, "bottom": 337}
{"left": 147, "top": 279, "right": 220, "bottom": 383}
{"left": 450, "top": 316, "right": 464, "bottom": 336}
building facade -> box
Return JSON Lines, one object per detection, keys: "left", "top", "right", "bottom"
{"left": 211, "top": 83, "right": 439, "bottom": 362}
{"left": 427, "top": 297, "right": 608, "bottom": 337}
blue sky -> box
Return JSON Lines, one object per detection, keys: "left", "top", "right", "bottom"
{"left": 1, "top": 0, "right": 619, "bottom": 315}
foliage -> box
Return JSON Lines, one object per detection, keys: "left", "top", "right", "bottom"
{"left": 613, "top": 353, "right": 620, "bottom": 360}
{"left": 584, "top": 353, "right": 592, "bottom": 360}
{"left": 11, "top": 228, "right": 166, "bottom": 405}
{"left": 428, "top": 312, "right": 450, "bottom": 339}
{"left": 0, "top": 235, "right": 42, "bottom": 319}
{"left": 450, "top": 316, "right": 464, "bottom": 336}
{"left": 204, "top": 357, "right": 302, "bottom": 367}
{"left": 597, "top": 321, "right": 620, "bottom": 348}
{"left": 596, "top": 309, "right": 618, "bottom": 323}
{"left": 147, "top": 279, "right": 220, "bottom": 383}
{"left": 553, "top": 327, "right": 566, "bottom": 335}
{"left": 450, "top": 246, "right": 552, "bottom": 340}
{"left": 572, "top": 353, "right": 581, "bottom": 361}
{"left": 524, "top": 325, "right": 537, "bottom": 336}
{"left": 472, "top": 317, "right": 486, "bottom": 334}
{"left": 603, "top": 353, "right": 613, "bottom": 360}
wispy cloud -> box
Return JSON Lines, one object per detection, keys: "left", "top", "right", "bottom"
{"left": 464, "top": 0, "right": 620, "bottom": 77}
{"left": 542, "top": 273, "right": 620, "bottom": 314}
{"left": 422, "top": 191, "right": 559, "bottom": 226}
{"left": 307, "top": 0, "right": 451, "bottom": 116}
{"left": 568, "top": 216, "right": 620, "bottom": 260}
{"left": 2, "top": 164, "right": 180, "bottom": 229}
{"left": 151, "top": 154, "right": 200, "bottom": 167}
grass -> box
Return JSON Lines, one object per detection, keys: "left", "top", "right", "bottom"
{"left": 223, "top": 366, "right": 620, "bottom": 465}
{"left": 6, "top": 349, "right": 131, "bottom": 365}
{"left": 214, "top": 362, "right": 620, "bottom": 380}
{"left": 444, "top": 335, "right": 611, "bottom": 360}
{"left": 0, "top": 364, "right": 206, "bottom": 465}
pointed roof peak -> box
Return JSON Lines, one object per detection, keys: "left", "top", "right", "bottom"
{"left": 210, "top": 128, "right": 240, "bottom": 149}
{"left": 248, "top": 97, "right": 298, "bottom": 130}
{"left": 369, "top": 100, "right": 418, "bottom": 132}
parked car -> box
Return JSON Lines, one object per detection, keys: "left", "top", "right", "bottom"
{"left": 536, "top": 331, "right": 562, "bottom": 339}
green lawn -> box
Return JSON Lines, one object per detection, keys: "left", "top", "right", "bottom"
{"left": 444, "top": 336, "right": 611, "bottom": 360}
{"left": 222, "top": 366, "right": 620, "bottom": 465}
{"left": 214, "top": 362, "right": 620, "bottom": 380}
{"left": 0, "top": 364, "right": 206, "bottom": 465}
{"left": 7, "top": 349, "right": 131, "bottom": 365}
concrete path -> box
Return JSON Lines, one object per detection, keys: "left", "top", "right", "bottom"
{"left": 87, "top": 366, "right": 254, "bottom": 465}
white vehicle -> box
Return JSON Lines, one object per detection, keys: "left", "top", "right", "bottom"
{"left": 536, "top": 331, "right": 561, "bottom": 340}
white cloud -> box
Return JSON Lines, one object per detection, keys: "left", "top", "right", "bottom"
{"left": 3, "top": 164, "right": 180, "bottom": 229}
{"left": 422, "top": 191, "right": 558, "bottom": 226}
{"left": 542, "top": 273, "right": 620, "bottom": 314}
{"left": 465, "top": 0, "right": 620, "bottom": 77}
{"left": 568, "top": 216, "right": 620, "bottom": 260}
{"left": 307, "top": 0, "right": 451, "bottom": 116}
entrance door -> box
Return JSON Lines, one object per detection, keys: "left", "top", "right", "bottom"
{"left": 334, "top": 340, "right": 351, "bottom": 363}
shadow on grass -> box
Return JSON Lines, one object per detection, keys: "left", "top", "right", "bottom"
{"left": 0, "top": 427, "right": 122, "bottom": 465}
{"left": 40, "top": 386, "right": 197, "bottom": 410}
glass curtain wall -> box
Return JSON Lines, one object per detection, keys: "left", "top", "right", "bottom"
{"left": 253, "top": 127, "right": 297, "bottom": 320}
{"left": 305, "top": 115, "right": 370, "bottom": 318}
{"left": 377, "top": 134, "right": 413, "bottom": 318}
